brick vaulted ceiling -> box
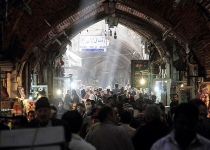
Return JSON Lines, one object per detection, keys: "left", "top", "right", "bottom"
{"left": 1, "top": 0, "right": 210, "bottom": 77}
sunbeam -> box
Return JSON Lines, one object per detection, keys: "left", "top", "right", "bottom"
{"left": 62, "top": 19, "right": 149, "bottom": 90}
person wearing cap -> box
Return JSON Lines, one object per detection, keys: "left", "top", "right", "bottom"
{"left": 27, "top": 97, "right": 63, "bottom": 127}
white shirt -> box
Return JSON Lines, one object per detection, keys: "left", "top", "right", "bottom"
{"left": 151, "top": 131, "right": 210, "bottom": 150}
{"left": 89, "top": 94, "right": 95, "bottom": 101}
{"left": 69, "top": 133, "right": 96, "bottom": 150}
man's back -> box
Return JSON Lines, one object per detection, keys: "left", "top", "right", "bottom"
{"left": 132, "top": 119, "right": 169, "bottom": 150}
{"left": 86, "top": 121, "right": 134, "bottom": 150}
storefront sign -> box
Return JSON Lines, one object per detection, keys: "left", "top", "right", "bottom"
{"left": 131, "top": 60, "right": 149, "bottom": 88}
{"left": 79, "top": 35, "right": 107, "bottom": 52}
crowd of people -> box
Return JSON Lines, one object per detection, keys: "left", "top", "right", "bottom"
{"left": 1, "top": 83, "right": 210, "bottom": 150}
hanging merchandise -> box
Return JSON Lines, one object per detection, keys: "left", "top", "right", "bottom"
{"left": 12, "top": 98, "right": 23, "bottom": 116}
{"left": 22, "top": 99, "right": 35, "bottom": 114}
{"left": 18, "top": 87, "right": 26, "bottom": 100}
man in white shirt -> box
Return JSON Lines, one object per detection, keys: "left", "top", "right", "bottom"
{"left": 151, "top": 103, "right": 210, "bottom": 150}
{"left": 89, "top": 90, "right": 95, "bottom": 101}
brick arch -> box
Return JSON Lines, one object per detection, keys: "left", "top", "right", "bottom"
{"left": 1, "top": 0, "right": 210, "bottom": 77}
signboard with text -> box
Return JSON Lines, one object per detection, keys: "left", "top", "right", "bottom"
{"left": 131, "top": 60, "right": 149, "bottom": 88}
{"left": 79, "top": 35, "right": 107, "bottom": 52}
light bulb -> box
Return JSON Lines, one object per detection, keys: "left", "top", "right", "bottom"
{"left": 140, "top": 78, "right": 146, "bottom": 85}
